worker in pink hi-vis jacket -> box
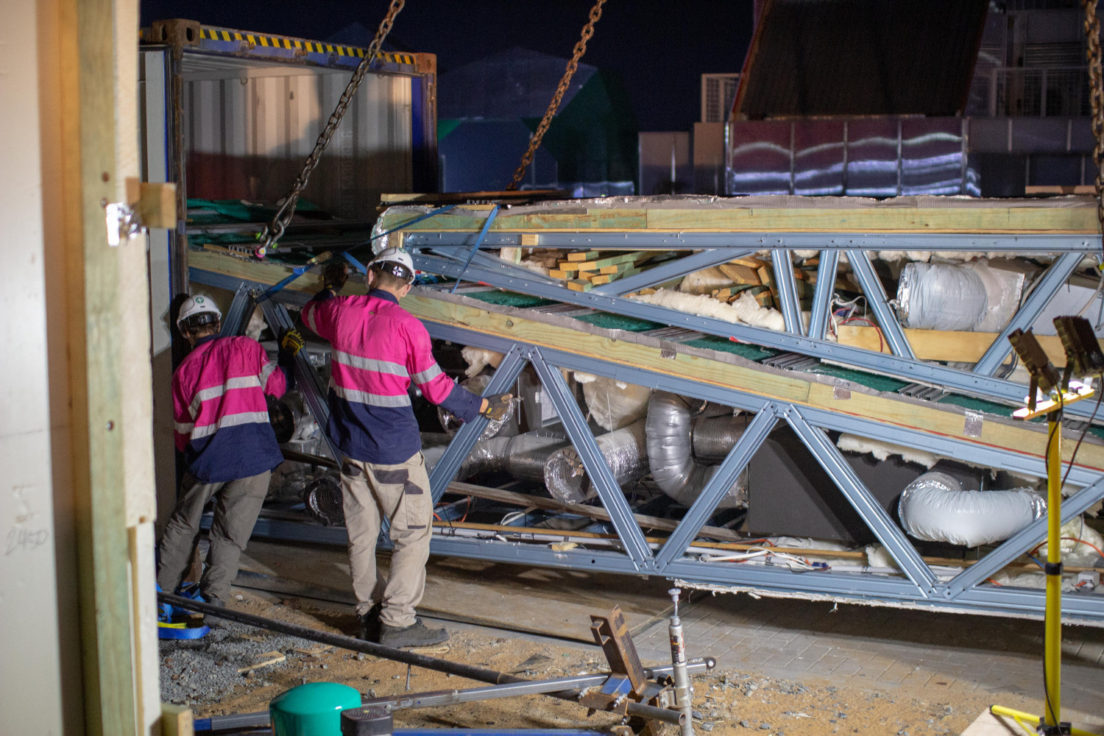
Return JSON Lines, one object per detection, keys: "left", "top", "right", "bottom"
{"left": 157, "top": 294, "right": 303, "bottom": 607}
{"left": 301, "top": 248, "right": 512, "bottom": 649}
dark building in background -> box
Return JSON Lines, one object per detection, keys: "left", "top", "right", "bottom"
{"left": 715, "top": 0, "right": 1100, "bottom": 197}
{"left": 437, "top": 47, "right": 638, "bottom": 196}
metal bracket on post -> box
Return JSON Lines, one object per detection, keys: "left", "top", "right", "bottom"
{"left": 105, "top": 202, "right": 145, "bottom": 246}
{"left": 579, "top": 606, "right": 649, "bottom": 714}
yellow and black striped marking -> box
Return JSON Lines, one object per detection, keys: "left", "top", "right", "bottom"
{"left": 196, "top": 26, "right": 417, "bottom": 66}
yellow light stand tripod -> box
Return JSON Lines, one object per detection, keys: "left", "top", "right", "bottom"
{"left": 991, "top": 323, "right": 1103, "bottom": 736}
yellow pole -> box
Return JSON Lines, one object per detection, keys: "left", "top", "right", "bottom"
{"left": 1044, "top": 413, "right": 1063, "bottom": 728}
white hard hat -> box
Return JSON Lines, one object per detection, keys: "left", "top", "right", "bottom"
{"left": 176, "top": 294, "right": 222, "bottom": 332}
{"left": 369, "top": 247, "right": 415, "bottom": 283}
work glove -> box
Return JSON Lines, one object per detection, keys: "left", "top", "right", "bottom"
{"left": 278, "top": 328, "right": 304, "bottom": 366}
{"left": 322, "top": 262, "right": 349, "bottom": 292}
{"left": 480, "top": 393, "right": 513, "bottom": 422}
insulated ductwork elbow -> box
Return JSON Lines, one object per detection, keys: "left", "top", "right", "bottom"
{"left": 898, "top": 471, "right": 1046, "bottom": 547}
{"left": 645, "top": 392, "right": 746, "bottom": 509}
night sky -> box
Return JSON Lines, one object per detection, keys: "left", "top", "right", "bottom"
{"left": 141, "top": 0, "right": 755, "bottom": 131}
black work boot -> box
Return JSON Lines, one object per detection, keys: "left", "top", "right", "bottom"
{"left": 360, "top": 602, "right": 382, "bottom": 642}
{"left": 379, "top": 618, "right": 448, "bottom": 648}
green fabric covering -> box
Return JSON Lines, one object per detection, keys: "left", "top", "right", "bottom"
{"left": 808, "top": 364, "right": 910, "bottom": 393}
{"left": 936, "top": 393, "right": 1020, "bottom": 417}
{"left": 686, "top": 336, "right": 779, "bottom": 362}
{"left": 574, "top": 313, "right": 662, "bottom": 332}
{"left": 467, "top": 291, "right": 553, "bottom": 309}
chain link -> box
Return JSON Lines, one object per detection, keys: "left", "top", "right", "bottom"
{"left": 257, "top": 0, "right": 406, "bottom": 257}
{"left": 506, "top": 0, "right": 607, "bottom": 191}
{"left": 1084, "top": 0, "right": 1104, "bottom": 261}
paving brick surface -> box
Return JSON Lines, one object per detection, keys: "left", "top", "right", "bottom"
{"left": 629, "top": 591, "right": 1104, "bottom": 718}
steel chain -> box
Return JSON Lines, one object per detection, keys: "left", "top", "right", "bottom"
{"left": 257, "top": 0, "right": 406, "bottom": 257}
{"left": 506, "top": 0, "right": 607, "bottom": 191}
{"left": 1084, "top": 0, "right": 1104, "bottom": 261}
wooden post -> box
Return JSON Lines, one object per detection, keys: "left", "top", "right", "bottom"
{"left": 59, "top": 0, "right": 153, "bottom": 732}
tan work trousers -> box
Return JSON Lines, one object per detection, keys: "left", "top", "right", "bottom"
{"left": 341, "top": 452, "right": 432, "bottom": 628}
{"left": 156, "top": 471, "right": 270, "bottom": 602}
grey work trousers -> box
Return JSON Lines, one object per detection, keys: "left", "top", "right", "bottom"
{"left": 341, "top": 452, "right": 432, "bottom": 628}
{"left": 156, "top": 470, "right": 270, "bottom": 602}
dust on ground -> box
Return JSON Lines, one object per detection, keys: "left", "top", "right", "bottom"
{"left": 162, "top": 590, "right": 1035, "bottom": 735}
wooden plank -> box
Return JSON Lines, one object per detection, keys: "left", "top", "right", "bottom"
{"left": 160, "top": 705, "right": 194, "bottom": 736}
{"left": 835, "top": 325, "right": 1090, "bottom": 364}
{"left": 126, "top": 178, "right": 177, "bottom": 229}
{"left": 446, "top": 481, "right": 744, "bottom": 543}
{"left": 566, "top": 278, "right": 594, "bottom": 292}
{"left": 717, "top": 261, "right": 763, "bottom": 284}
{"left": 588, "top": 267, "right": 641, "bottom": 286}
{"left": 571, "top": 252, "right": 644, "bottom": 271}
{"left": 237, "top": 651, "right": 286, "bottom": 674}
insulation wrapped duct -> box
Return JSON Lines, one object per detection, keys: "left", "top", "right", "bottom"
{"left": 544, "top": 420, "right": 649, "bottom": 504}
{"left": 456, "top": 431, "right": 570, "bottom": 482}
{"left": 645, "top": 392, "right": 747, "bottom": 509}
{"left": 896, "top": 260, "right": 1023, "bottom": 332}
{"left": 897, "top": 471, "right": 1046, "bottom": 547}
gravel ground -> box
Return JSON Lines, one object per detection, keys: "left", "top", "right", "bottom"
{"left": 159, "top": 603, "right": 322, "bottom": 707}
{"left": 158, "top": 591, "right": 1034, "bottom": 735}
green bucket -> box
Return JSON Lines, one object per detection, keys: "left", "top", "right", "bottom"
{"left": 270, "top": 682, "right": 361, "bottom": 736}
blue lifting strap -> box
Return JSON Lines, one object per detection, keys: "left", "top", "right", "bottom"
{"left": 451, "top": 204, "right": 500, "bottom": 293}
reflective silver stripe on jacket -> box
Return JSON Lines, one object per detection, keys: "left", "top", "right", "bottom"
{"left": 333, "top": 350, "right": 408, "bottom": 377}
{"left": 259, "top": 361, "right": 278, "bottom": 386}
{"left": 175, "top": 421, "right": 194, "bottom": 435}
{"left": 411, "top": 364, "right": 443, "bottom": 385}
{"left": 333, "top": 385, "right": 412, "bottom": 407}
{"left": 303, "top": 304, "right": 321, "bottom": 335}
{"left": 188, "top": 411, "right": 271, "bottom": 440}
{"left": 188, "top": 375, "right": 264, "bottom": 418}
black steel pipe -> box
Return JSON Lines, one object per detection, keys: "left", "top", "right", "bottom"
{"left": 159, "top": 593, "right": 713, "bottom": 725}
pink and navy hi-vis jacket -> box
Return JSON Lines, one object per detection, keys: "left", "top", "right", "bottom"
{"left": 172, "top": 335, "right": 287, "bottom": 482}
{"left": 301, "top": 289, "right": 481, "bottom": 464}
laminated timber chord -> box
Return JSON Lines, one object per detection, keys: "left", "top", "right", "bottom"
{"left": 374, "top": 195, "right": 1104, "bottom": 237}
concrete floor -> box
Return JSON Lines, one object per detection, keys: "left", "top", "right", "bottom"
{"left": 624, "top": 590, "right": 1104, "bottom": 734}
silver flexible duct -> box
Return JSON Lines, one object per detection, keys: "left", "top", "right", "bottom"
{"left": 544, "top": 420, "right": 649, "bottom": 504}
{"left": 898, "top": 471, "right": 1046, "bottom": 547}
{"left": 456, "top": 430, "right": 570, "bottom": 481}
{"left": 645, "top": 392, "right": 747, "bottom": 509}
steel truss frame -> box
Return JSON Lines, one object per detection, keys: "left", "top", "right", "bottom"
{"left": 404, "top": 234, "right": 1100, "bottom": 421}
{"left": 192, "top": 251, "right": 1104, "bottom": 624}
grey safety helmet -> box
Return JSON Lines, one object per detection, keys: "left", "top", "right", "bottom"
{"left": 368, "top": 247, "right": 415, "bottom": 283}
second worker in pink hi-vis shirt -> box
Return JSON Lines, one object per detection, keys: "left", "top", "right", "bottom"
{"left": 301, "top": 248, "right": 512, "bottom": 649}
{"left": 157, "top": 294, "right": 303, "bottom": 608}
